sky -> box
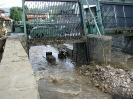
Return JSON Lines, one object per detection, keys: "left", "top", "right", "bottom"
{"left": 0, "top": 0, "right": 22, "bottom": 8}
{"left": 0, "top": 0, "right": 95, "bottom": 8}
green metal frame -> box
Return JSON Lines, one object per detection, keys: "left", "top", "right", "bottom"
{"left": 22, "top": 0, "right": 27, "bottom": 37}
{"left": 22, "top": 0, "right": 87, "bottom": 38}
{"left": 100, "top": 0, "right": 133, "bottom": 4}
{"left": 95, "top": 0, "right": 104, "bottom": 35}
{"left": 85, "top": 0, "right": 102, "bottom": 35}
{"left": 22, "top": 0, "right": 111, "bottom": 37}
{"left": 79, "top": 0, "right": 86, "bottom": 35}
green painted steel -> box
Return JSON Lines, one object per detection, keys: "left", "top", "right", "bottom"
{"left": 22, "top": 0, "right": 133, "bottom": 38}
{"left": 80, "top": 0, "right": 87, "bottom": 36}
{"left": 85, "top": 0, "right": 101, "bottom": 35}
{"left": 14, "top": 26, "right": 24, "bottom": 33}
{"left": 22, "top": 0, "right": 86, "bottom": 40}
{"left": 100, "top": 0, "right": 133, "bottom": 4}
{"left": 22, "top": 0, "right": 27, "bottom": 36}
{"left": 95, "top": 0, "right": 104, "bottom": 34}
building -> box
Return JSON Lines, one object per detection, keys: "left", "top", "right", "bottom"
{"left": 26, "top": 14, "right": 46, "bottom": 22}
{"left": 0, "top": 8, "right": 12, "bottom": 27}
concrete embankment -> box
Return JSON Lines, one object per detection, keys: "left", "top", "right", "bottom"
{"left": 0, "top": 34, "right": 40, "bottom": 99}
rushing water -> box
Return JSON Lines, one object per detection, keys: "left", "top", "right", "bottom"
{"left": 29, "top": 45, "right": 112, "bottom": 99}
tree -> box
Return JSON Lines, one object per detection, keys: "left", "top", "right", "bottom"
{"left": 10, "top": 7, "right": 22, "bottom": 21}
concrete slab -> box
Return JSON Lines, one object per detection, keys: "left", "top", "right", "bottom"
{"left": 0, "top": 38, "right": 40, "bottom": 99}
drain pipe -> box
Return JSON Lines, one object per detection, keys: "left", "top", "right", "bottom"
{"left": 85, "top": 0, "right": 101, "bottom": 36}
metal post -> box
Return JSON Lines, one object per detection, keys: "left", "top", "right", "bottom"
{"left": 95, "top": 0, "right": 104, "bottom": 34}
{"left": 79, "top": 0, "right": 87, "bottom": 35}
{"left": 22, "top": 0, "right": 27, "bottom": 36}
{"left": 85, "top": 0, "right": 101, "bottom": 36}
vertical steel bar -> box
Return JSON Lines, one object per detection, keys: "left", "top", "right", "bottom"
{"left": 123, "top": 5, "right": 127, "bottom": 27}
{"left": 71, "top": 3, "right": 74, "bottom": 38}
{"left": 79, "top": 0, "right": 87, "bottom": 36}
{"left": 114, "top": 5, "right": 117, "bottom": 28}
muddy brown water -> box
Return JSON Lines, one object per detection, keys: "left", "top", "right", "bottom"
{"left": 29, "top": 45, "right": 112, "bottom": 99}
{"left": 111, "top": 51, "right": 133, "bottom": 70}
{"left": 127, "top": 57, "right": 133, "bottom": 69}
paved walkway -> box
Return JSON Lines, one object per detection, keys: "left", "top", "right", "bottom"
{"left": 0, "top": 36, "right": 40, "bottom": 99}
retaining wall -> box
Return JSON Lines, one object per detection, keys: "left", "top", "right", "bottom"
{"left": 0, "top": 34, "right": 40, "bottom": 99}
{"left": 112, "top": 36, "right": 133, "bottom": 54}
{"left": 73, "top": 42, "right": 88, "bottom": 65}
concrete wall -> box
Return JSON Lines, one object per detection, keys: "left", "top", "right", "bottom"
{"left": 7, "top": 33, "right": 28, "bottom": 54}
{"left": 112, "top": 36, "right": 133, "bottom": 54}
{"left": 73, "top": 42, "right": 88, "bottom": 65}
{"left": 87, "top": 34, "right": 112, "bottom": 64}
{"left": 16, "top": 34, "right": 28, "bottom": 54}
{"left": 0, "top": 37, "right": 40, "bottom": 99}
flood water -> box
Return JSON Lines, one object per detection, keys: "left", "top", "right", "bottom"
{"left": 111, "top": 51, "right": 133, "bottom": 70}
{"left": 29, "top": 45, "right": 112, "bottom": 99}
{"left": 127, "top": 57, "right": 133, "bottom": 69}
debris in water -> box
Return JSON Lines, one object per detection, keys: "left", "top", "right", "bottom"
{"left": 80, "top": 64, "right": 133, "bottom": 98}
{"left": 46, "top": 52, "right": 56, "bottom": 63}
{"left": 52, "top": 78, "right": 58, "bottom": 83}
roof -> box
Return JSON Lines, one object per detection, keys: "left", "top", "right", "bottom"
{"left": 0, "top": 8, "right": 7, "bottom": 13}
{"left": 26, "top": 14, "right": 46, "bottom": 19}
{"left": 0, "top": 16, "right": 12, "bottom": 21}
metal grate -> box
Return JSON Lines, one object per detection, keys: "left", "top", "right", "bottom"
{"left": 24, "top": 1, "right": 83, "bottom": 40}
{"left": 101, "top": 3, "right": 133, "bottom": 30}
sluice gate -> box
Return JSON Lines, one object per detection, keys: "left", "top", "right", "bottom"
{"left": 22, "top": 0, "right": 85, "bottom": 42}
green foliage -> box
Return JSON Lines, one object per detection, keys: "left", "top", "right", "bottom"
{"left": 5, "top": 21, "right": 10, "bottom": 26}
{"left": 10, "top": 7, "right": 22, "bottom": 21}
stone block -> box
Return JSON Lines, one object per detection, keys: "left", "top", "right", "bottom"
{"left": 87, "top": 34, "right": 112, "bottom": 64}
